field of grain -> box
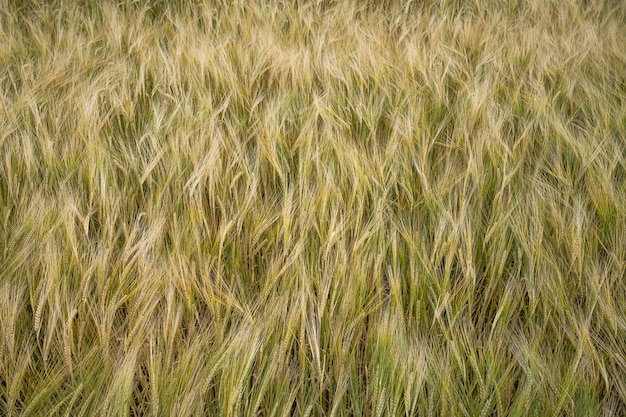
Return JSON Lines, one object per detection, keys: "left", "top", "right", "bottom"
{"left": 1, "top": 1, "right": 625, "bottom": 415}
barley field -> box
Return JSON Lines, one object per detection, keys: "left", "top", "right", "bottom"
{"left": 1, "top": 0, "right": 625, "bottom": 415}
